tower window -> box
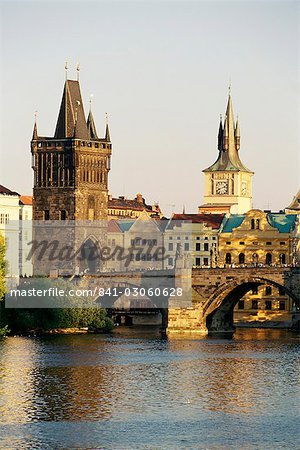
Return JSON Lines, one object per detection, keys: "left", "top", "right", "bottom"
{"left": 251, "top": 219, "right": 255, "bottom": 229}
{"left": 60, "top": 210, "right": 66, "bottom": 220}
{"left": 44, "top": 210, "right": 50, "bottom": 221}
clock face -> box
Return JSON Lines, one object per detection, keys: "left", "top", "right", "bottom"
{"left": 241, "top": 182, "right": 247, "bottom": 196}
{"left": 216, "top": 181, "right": 228, "bottom": 194}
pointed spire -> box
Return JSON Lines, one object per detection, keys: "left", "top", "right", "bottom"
{"left": 87, "top": 94, "right": 98, "bottom": 139}
{"left": 203, "top": 89, "right": 253, "bottom": 174}
{"left": 182, "top": 204, "right": 186, "bottom": 214}
{"left": 218, "top": 114, "right": 223, "bottom": 151}
{"left": 235, "top": 116, "right": 240, "bottom": 150}
{"left": 54, "top": 79, "right": 88, "bottom": 139}
{"left": 105, "top": 113, "right": 111, "bottom": 142}
{"left": 32, "top": 111, "right": 38, "bottom": 140}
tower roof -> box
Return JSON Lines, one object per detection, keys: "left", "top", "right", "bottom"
{"left": 87, "top": 110, "right": 98, "bottom": 139}
{"left": 54, "top": 79, "right": 89, "bottom": 139}
{"left": 203, "top": 94, "right": 253, "bottom": 173}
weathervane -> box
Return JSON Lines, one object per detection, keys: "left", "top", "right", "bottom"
{"left": 76, "top": 63, "right": 80, "bottom": 81}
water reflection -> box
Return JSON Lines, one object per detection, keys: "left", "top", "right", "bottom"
{"left": 0, "top": 329, "right": 299, "bottom": 447}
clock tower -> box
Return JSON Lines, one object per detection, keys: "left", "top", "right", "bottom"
{"left": 199, "top": 93, "right": 253, "bottom": 214}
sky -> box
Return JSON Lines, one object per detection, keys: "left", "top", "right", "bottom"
{"left": 0, "top": 0, "right": 299, "bottom": 217}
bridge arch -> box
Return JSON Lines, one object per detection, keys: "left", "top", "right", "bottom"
{"left": 204, "top": 276, "right": 299, "bottom": 333}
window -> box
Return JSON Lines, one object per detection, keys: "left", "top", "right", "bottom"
{"left": 226, "top": 241, "right": 231, "bottom": 245}
{"left": 196, "top": 236, "right": 200, "bottom": 240}
{"left": 184, "top": 243, "right": 189, "bottom": 251}
{"left": 266, "top": 253, "right": 272, "bottom": 265}
{"left": 279, "top": 301, "right": 286, "bottom": 311}
{"left": 252, "top": 300, "right": 258, "bottom": 310}
{"left": 136, "top": 253, "right": 141, "bottom": 261}
{"left": 44, "top": 210, "right": 50, "bottom": 221}
{"left": 265, "top": 300, "right": 272, "bottom": 310}
{"left": 256, "top": 219, "right": 260, "bottom": 229}
{"left": 238, "top": 300, "right": 244, "bottom": 310}
{"left": 252, "top": 253, "right": 258, "bottom": 264}
{"left": 60, "top": 210, "right": 66, "bottom": 220}
{"left": 265, "top": 286, "right": 272, "bottom": 296}
{"left": 204, "top": 237, "right": 208, "bottom": 240}
{"left": 239, "top": 253, "right": 245, "bottom": 264}
{"left": 168, "top": 257, "right": 173, "bottom": 266}
{"left": 278, "top": 286, "right": 285, "bottom": 296}
{"left": 225, "top": 253, "right": 232, "bottom": 264}
{"left": 203, "top": 257, "right": 209, "bottom": 266}
{"left": 252, "top": 241, "right": 258, "bottom": 245}
{"left": 252, "top": 286, "right": 258, "bottom": 295}
{"left": 196, "top": 243, "right": 201, "bottom": 251}
{"left": 195, "top": 257, "right": 201, "bottom": 266}
{"left": 177, "top": 236, "right": 180, "bottom": 240}
{"left": 212, "top": 237, "right": 216, "bottom": 240}
{"left": 0, "top": 214, "right": 9, "bottom": 224}
{"left": 279, "top": 253, "right": 286, "bottom": 265}
{"left": 239, "top": 241, "right": 245, "bottom": 245}
{"left": 168, "top": 243, "right": 173, "bottom": 251}
{"left": 280, "top": 242, "right": 286, "bottom": 246}
{"left": 251, "top": 219, "right": 255, "bottom": 229}
{"left": 204, "top": 243, "right": 209, "bottom": 251}
{"left": 266, "top": 242, "right": 272, "bottom": 246}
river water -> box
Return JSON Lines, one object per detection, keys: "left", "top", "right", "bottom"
{"left": 0, "top": 328, "right": 299, "bottom": 449}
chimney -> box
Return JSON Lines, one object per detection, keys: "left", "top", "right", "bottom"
{"left": 136, "top": 193, "right": 143, "bottom": 204}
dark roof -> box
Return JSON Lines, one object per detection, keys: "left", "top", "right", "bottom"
{"left": 171, "top": 213, "right": 225, "bottom": 229}
{"left": 54, "top": 80, "right": 89, "bottom": 139}
{"left": 0, "top": 185, "right": 20, "bottom": 196}
{"left": 87, "top": 110, "right": 98, "bottom": 139}
{"left": 108, "top": 197, "right": 154, "bottom": 212}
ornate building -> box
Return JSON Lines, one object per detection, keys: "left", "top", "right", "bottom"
{"left": 218, "top": 209, "right": 298, "bottom": 325}
{"left": 31, "top": 76, "right": 112, "bottom": 221}
{"left": 199, "top": 93, "right": 253, "bottom": 214}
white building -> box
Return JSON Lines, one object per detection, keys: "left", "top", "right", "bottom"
{"left": 0, "top": 185, "right": 32, "bottom": 288}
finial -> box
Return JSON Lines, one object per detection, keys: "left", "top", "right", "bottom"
{"left": 89, "top": 94, "right": 94, "bottom": 111}
{"left": 105, "top": 112, "right": 108, "bottom": 125}
{"left": 65, "top": 60, "right": 68, "bottom": 80}
{"left": 34, "top": 110, "right": 38, "bottom": 123}
{"left": 220, "top": 114, "right": 222, "bottom": 121}
{"left": 228, "top": 82, "right": 231, "bottom": 96}
{"left": 76, "top": 62, "right": 80, "bottom": 81}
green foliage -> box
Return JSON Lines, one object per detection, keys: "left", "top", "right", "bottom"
{"left": 0, "top": 234, "right": 9, "bottom": 336}
{"left": 6, "top": 276, "right": 113, "bottom": 334}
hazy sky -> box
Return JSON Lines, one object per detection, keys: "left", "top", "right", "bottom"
{"left": 0, "top": 0, "right": 299, "bottom": 216}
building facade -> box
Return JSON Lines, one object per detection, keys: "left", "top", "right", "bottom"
{"left": 199, "top": 93, "right": 253, "bottom": 214}
{"left": 218, "top": 208, "right": 298, "bottom": 324}
{"left": 0, "top": 186, "right": 33, "bottom": 287}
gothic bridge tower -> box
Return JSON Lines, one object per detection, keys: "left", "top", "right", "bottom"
{"left": 199, "top": 93, "right": 253, "bottom": 214}
{"left": 31, "top": 76, "right": 112, "bottom": 221}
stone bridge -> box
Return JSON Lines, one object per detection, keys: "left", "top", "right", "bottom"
{"left": 73, "top": 266, "right": 300, "bottom": 334}
{"left": 168, "top": 266, "right": 300, "bottom": 335}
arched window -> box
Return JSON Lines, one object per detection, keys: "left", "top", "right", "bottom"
{"left": 279, "top": 253, "right": 286, "bottom": 265}
{"left": 251, "top": 219, "right": 255, "bottom": 230}
{"left": 238, "top": 253, "right": 245, "bottom": 264}
{"left": 256, "top": 219, "right": 260, "bottom": 229}
{"left": 252, "top": 253, "right": 258, "bottom": 264}
{"left": 225, "top": 253, "right": 232, "bottom": 264}
{"left": 266, "top": 253, "right": 272, "bottom": 265}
